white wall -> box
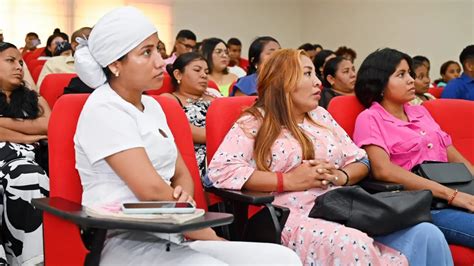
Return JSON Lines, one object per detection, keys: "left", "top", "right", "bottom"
{"left": 1, "top": 0, "right": 473, "bottom": 77}
{"left": 300, "top": 0, "right": 474, "bottom": 75}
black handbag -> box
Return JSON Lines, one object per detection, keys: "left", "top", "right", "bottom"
{"left": 308, "top": 186, "right": 433, "bottom": 236}
{"left": 412, "top": 161, "right": 474, "bottom": 209}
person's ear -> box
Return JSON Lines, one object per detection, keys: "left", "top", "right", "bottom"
{"left": 173, "top": 69, "right": 183, "bottom": 83}
{"left": 327, "top": 74, "right": 336, "bottom": 86}
{"left": 465, "top": 60, "right": 474, "bottom": 72}
{"left": 108, "top": 61, "right": 121, "bottom": 77}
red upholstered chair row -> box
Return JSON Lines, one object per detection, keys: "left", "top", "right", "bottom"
{"left": 39, "top": 73, "right": 78, "bottom": 109}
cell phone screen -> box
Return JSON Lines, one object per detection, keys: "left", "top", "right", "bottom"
{"left": 123, "top": 202, "right": 193, "bottom": 209}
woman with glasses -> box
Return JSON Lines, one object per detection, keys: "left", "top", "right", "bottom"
{"left": 201, "top": 38, "right": 238, "bottom": 96}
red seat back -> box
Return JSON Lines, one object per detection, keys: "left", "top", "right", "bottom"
{"left": 45, "top": 94, "right": 208, "bottom": 264}
{"left": 205, "top": 97, "right": 257, "bottom": 206}
{"left": 150, "top": 96, "right": 208, "bottom": 210}
{"left": 423, "top": 99, "right": 474, "bottom": 164}
{"left": 39, "top": 73, "right": 78, "bottom": 108}
{"left": 327, "top": 95, "right": 365, "bottom": 138}
{"left": 428, "top": 87, "right": 444, "bottom": 98}
{"left": 24, "top": 47, "right": 46, "bottom": 65}
{"left": 206, "top": 96, "right": 257, "bottom": 165}
{"left": 146, "top": 73, "right": 173, "bottom": 95}
{"left": 27, "top": 58, "right": 46, "bottom": 74}
{"left": 207, "top": 80, "right": 219, "bottom": 92}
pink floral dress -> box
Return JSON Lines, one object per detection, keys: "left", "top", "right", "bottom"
{"left": 207, "top": 107, "right": 408, "bottom": 266}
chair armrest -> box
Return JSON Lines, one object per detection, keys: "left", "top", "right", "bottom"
{"left": 359, "top": 179, "right": 404, "bottom": 192}
{"left": 206, "top": 187, "right": 274, "bottom": 205}
{"left": 33, "top": 197, "right": 233, "bottom": 233}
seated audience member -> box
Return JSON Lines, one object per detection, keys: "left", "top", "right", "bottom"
{"left": 353, "top": 48, "right": 474, "bottom": 249}
{"left": 319, "top": 56, "right": 356, "bottom": 109}
{"left": 313, "top": 44, "right": 323, "bottom": 56}
{"left": 231, "top": 36, "right": 280, "bottom": 96}
{"left": 201, "top": 38, "right": 238, "bottom": 96}
{"left": 313, "top": 49, "right": 335, "bottom": 82}
{"left": 434, "top": 60, "right": 461, "bottom": 87}
{"left": 20, "top": 32, "right": 40, "bottom": 55}
{"left": 0, "top": 42, "right": 50, "bottom": 265}
{"left": 410, "top": 57, "right": 436, "bottom": 105}
{"left": 158, "top": 40, "right": 168, "bottom": 59}
{"left": 298, "top": 43, "right": 317, "bottom": 61}
{"left": 73, "top": 7, "right": 301, "bottom": 265}
{"left": 70, "top": 27, "right": 92, "bottom": 51}
{"left": 164, "top": 29, "right": 197, "bottom": 65}
{"left": 227, "top": 37, "right": 249, "bottom": 70}
{"left": 207, "top": 48, "right": 453, "bottom": 266}
{"left": 62, "top": 27, "right": 95, "bottom": 94}
{"left": 162, "top": 52, "right": 221, "bottom": 180}
{"left": 38, "top": 30, "right": 66, "bottom": 59}
{"left": 335, "top": 46, "right": 357, "bottom": 63}
{"left": 441, "top": 45, "right": 474, "bottom": 100}
{"left": 37, "top": 41, "right": 74, "bottom": 87}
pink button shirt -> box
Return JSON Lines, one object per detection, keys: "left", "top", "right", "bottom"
{"left": 353, "top": 102, "right": 452, "bottom": 170}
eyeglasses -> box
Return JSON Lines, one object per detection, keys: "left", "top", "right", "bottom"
{"left": 178, "top": 41, "right": 196, "bottom": 50}
{"left": 213, "top": 48, "right": 229, "bottom": 56}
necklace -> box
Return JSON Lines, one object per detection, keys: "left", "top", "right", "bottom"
{"left": 173, "top": 92, "right": 206, "bottom": 104}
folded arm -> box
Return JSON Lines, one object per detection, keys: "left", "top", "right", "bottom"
{"left": 0, "top": 97, "right": 51, "bottom": 135}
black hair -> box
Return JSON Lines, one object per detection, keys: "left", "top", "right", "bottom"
{"left": 313, "top": 49, "right": 335, "bottom": 78}
{"left": 176, "top": 29, "right": 196, "bottom": 41}
{"left": 200, "top": 37, "right": 228, "bottom": 74}
{"left": 459, "top": 45, "right": 474, "bottom": 66}
{"left": 247, "top": 36, "right": 279, "bottom": 75}
{"left": 412, "top": 55, "right": 430, "bottom": 65}
{"left": 412, "top": 58, "right": 427, "bottom": 75}
{"left": 165, "top": 52, "right": 207, "bottom": 89}
{"left": 227, "top": 38, "right": 242, "bottom": 46}
{"left": 26, "top": 32, "right": 39, "bottom": 39}
{"left": 0, "top": 42, "right": 41, "bottom": 119}
{"left": 298, "top": 43, "right": 315, "bottom": 52}
{"left": 322, "top": 56, "right": 346, "bottom": 88}
{"left": 313, "top": 44, "right": 323, "bottom": 50}
{"left": 355, "top": 48, "right": 413, "bottom": 108}
{"left": 335, "top": 46, "right": 357, "bottom": 61}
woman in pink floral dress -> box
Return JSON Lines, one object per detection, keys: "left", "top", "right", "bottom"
{"left": 207, "top": 49, "right": 452, "bottom": 265}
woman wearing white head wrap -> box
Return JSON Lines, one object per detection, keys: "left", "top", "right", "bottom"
{"left": 74, "top": 6, "right": 300, "bottom": 265}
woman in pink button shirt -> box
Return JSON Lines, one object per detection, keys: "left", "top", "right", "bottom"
{"left": 353, "top": 48, "right": 474, "bottom": 249}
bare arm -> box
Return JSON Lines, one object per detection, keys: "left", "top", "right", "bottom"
{"left": 0, "top": 126, "right": 47, "bottom": 143}
{"left": 0, "top": 97, "right": 51, "bottom": 135}
{"left": 170, "top": 151, "right": 194, "bottom": 198}
{"left": 330, "top": 161, "right": 369, "bottom": 186}
{"left": 446, "top": 145, "right": 474, "bottom": 175}
{"left": 105, "top": 147, "right": 179, "bottom": 201}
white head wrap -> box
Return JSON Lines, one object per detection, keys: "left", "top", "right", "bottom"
{"left": 74, "top": 6, "right": 157, "bottom": 89}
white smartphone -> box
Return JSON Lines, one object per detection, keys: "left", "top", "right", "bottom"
{"left": 121, "top": 201, "right": 196, "bottom": 214}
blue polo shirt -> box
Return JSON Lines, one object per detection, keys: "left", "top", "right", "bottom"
{"left": 230, "top": 73, "right": 258, "bottom": 96}
{"left": 441, "top": 73, "right": 474, "bottom": 100}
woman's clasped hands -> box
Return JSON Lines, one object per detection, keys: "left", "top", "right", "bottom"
{"left": 285, "top": 159, "right": 344, "bottom": 191}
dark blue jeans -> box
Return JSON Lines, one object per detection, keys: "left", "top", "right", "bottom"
{"left": 431, "top": 208, "right": 474, "bottom": 248}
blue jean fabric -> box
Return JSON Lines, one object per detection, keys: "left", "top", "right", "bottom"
{"left": 431, "top": 208, "right": 474, "bottom": 248}
{"left": 376, "top": 222, "right": 453, "bottom": 266}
